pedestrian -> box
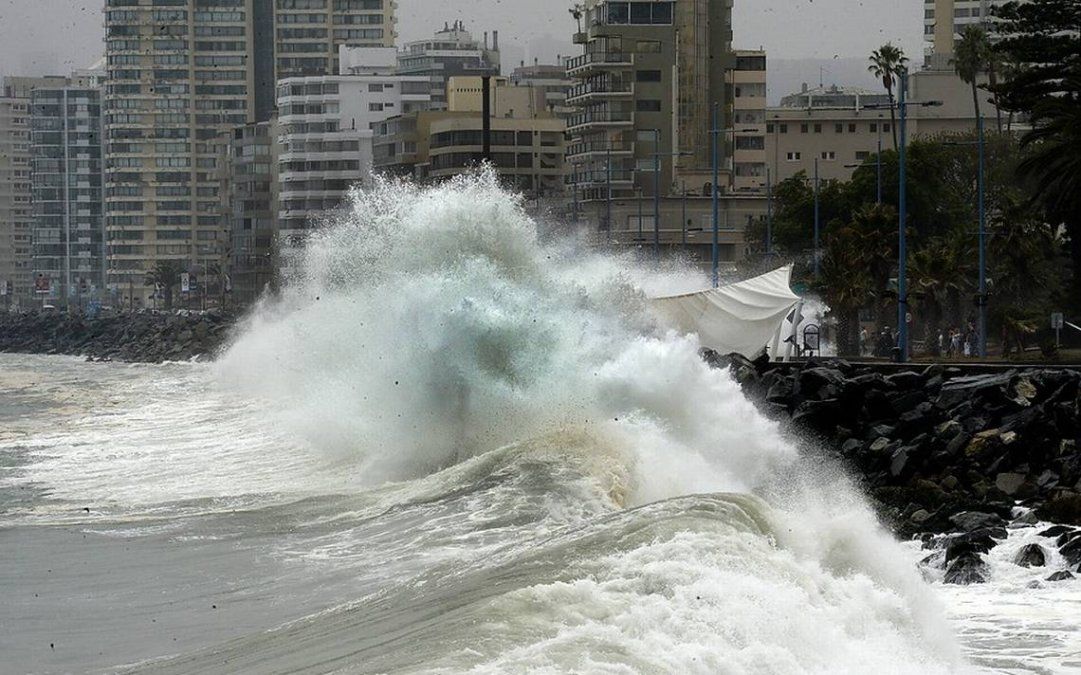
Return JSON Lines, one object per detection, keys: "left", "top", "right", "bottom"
{"left": 859, "top": 327, "right": 868, "bottom": 357}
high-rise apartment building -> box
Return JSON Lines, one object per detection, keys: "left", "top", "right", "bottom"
{"left": 1, "top": 76, "right": 86, "bottom": 307}
{"left": 218, "top": 118, "right": 278, "bottom": 305}
{"left": 103, "top": 0, "right": 395, "bottom": 306}
{"left": 277, "top": 47, "right": 431, "bottom": 238}
{"left": 30, "top": 79, "right": 106, "bottom": 310}
{"left": 397, "top": 22, "right": 501, "bottom": 110}
{"left": 566, "top": 0, "right": 734, "bottom": 227}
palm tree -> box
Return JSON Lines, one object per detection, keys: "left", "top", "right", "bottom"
{"left": 953, "top": 26, "right": 991, "bottom": 130}
{"left": 868, "top": 43, "right": 909, "bottom": 151}
{"left": 818, "top": 225, "right": 876, "bottom": 356}
{"left": 145, "top": 260, "right": 184, "bottom": 311}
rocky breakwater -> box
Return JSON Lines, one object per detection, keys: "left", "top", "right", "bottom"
{"left": 0, "top": 311, "right": 235, "bottom": 363}
{"left": 711, "top": 352, "right": 1081, "bottom": 585}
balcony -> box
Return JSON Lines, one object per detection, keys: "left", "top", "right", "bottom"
{"left": 570, "top": 169, "right": 635, "bottom": 186}
{"left": 566, "top": 140, "right": 635, "bottom": 160}
{"left": 566, "top": 52, "right": 633, "bottom": 77}
{"left": 566, "top": 80, "right": 633, "bottom": 105}
{"left": 566, "top": 111, "right": 634, "bottom": 133}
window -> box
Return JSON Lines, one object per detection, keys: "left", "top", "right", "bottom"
{"left": 821, "top": 151, "right": 836, "bottom": 161}
{"left": 369, "top": 102, "right": 385, "bottom": 111}
{"left": 779, "top": 124, "right": 788, "bottom": 133}
{"left": 786, "top": 152, "right": 801, "bottom": 161}
{"left": 870, "top": 123, "right": 878, "bottom": 132}
{"left": 800, "top": 124, "right": 808, "bottom": 133}
{"left": 883, "top": 123, "right": 891, "bottom": 132}
{"left": 849, "top": 123, "right": 857, "bottom": 133}
{"left": 813, "top": 124, "right": 822, "bottom": 133}
{"left": 636, "top": 99, "right": 662, "bottom": 112}
{"left": 835, "top": 123, "right": 844, "bottom": 133}
{"left": 855, "top": 151, "right": 871, "bottom": 161}
{"left": 766, "top": 123, "right": 774, "bottom": 133}
{"left": 368, "top": 83, "right": 384, "bottom": 92}
{"left": 636, "top": 70, "right": 662, "bottom": 83}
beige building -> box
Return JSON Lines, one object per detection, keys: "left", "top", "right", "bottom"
{"left": 727, "top": 50, "right": 767, "bottom": 193}
{"left": 767, "top": 70, "right": 999, "bottom": 185}
{"left": 103, "top": 0, "right": 396, "bottom": 306}
{"left": 510, "top": 62, "right": 575, "bottom": 119}
{"left": 373, "top": 77, "right": 566, "bottom": 199}
{"left": 924, "top": 0, "right": 1008, "bottom": 68}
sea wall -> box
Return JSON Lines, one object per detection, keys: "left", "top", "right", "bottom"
{"left": 0, "top": 311, "right": 235, "bottom": 363}
{"left": 712, "top": 352, "right": 1081, "bottom": 582}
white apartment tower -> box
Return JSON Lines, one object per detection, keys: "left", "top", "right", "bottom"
{"left": 103, "top": 0, "right": 395, "bottom": 305}
{"left": 277, "top": 46, "right": 430, "bottom": 237}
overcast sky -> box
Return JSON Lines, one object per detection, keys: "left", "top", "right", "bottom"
{"left": 0, "top": 0, "right": 924, "bottom": 77}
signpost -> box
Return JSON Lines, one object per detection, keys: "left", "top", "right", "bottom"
{"left": 180, "top": 272, "right": 191, "bottom": 294}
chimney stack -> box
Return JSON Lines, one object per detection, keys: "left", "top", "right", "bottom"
{"left": 492, "top": 30, "right": 499, "bottom": 52}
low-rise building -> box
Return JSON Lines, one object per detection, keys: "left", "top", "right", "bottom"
{"left": 397, "top": 22, "right": 501, "bottom": 111}
{"left": 373, "top": 76, "right": 566, "bottom": 199}
{"left": 510, "top": 62, "right": 574, "bottom": 119}
{"left": 766, "top": 72, "right": 999, "bottom": 185}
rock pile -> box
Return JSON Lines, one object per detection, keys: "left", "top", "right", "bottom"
{"left": 0, "top": 311, "right": 235, "bottom": 363}
{"left": 709, "top": 351, "right": 1081, "bottom": 583}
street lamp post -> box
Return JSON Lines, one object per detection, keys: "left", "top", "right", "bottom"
{"left": 977, "top": 113, "right": 987, "bottom": 358}
{"left": 711, "top": 102, "right": 720, "bottom": 288}
{"left": 898, "top": 71, "right": 910, "bottom": 362}
{"left": 813, "top": 156, "right": 820, "bottom": 279}
{"left": 651, "top": 128, "right": 661, "bottom": 262}
{"left": 681, "top": 180, "right": 687, "bottom": 246}
{"left": 606, "top": 144, "right": 613, "bottom": 239}
{"left": 876, "top": 119, "right": 884, "bottom": 205}
{"left": 863, "top": 77, "right": 942, "bottom": 363}
{"left": 766, "top": 167, "right": 773, "bottom": 261}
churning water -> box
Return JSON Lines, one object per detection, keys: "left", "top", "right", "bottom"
{"left": 1, "top": 173, "right": 1077, "bottom": 674}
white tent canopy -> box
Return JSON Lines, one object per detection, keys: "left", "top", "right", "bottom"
{"left": 649, "top": 266, "right": 801, "bottom": 358}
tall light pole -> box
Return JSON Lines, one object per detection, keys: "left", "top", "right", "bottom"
{"left": 876, "top": 118, "right": 884, "bottom": 205}
{"left": 766, "top": 167, "right": 773, "bottom": 262}
{"left": 864, "top": 78, "right": 942, "bottom": 363}
{"left": 977, "top": 112, "right": 987, "bottom": 358}
{"left": 813, "top": 156, "right": 821, "bottom": 279}
{"left": 681, "top": 180, "right": 687, "bottom": 246}
{"left": 898, "top": 70, "right": 909, "bottom": 362}
{"left": 650, "top": 128, "right": 661, "bottom": 262}
{"left": 711, "top": 102, "right": 720, "bottom": 288}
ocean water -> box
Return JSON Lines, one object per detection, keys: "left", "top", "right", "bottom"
{"left": 1, "top": 173, "right": 1078, "bottom": 674}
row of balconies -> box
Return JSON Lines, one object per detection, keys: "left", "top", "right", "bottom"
{"left": 566, "top": 80, "right": 633, "bottom": 105}
{"left": 566, "top": 52, "right": 634, "bottom": 77}
{"left": 566, "top": 110, "right": 634, "bottom": 133}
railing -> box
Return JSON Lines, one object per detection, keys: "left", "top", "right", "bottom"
{"left": 566, "top": 140, "right": 636, "bottom": 157}
{"left": 567, "top": 80, "right": 633, "bottom": 101}
{"left": 571, "top": 169, "right": 636, "bottom": 184}
{"left": 565, "top": 52, "right": 633, "bottom": 72}
{"left": 567, "top": 111, "right": 634, "bottom": 129}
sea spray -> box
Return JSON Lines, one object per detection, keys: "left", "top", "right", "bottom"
{"left": 204, "top": 170, "right": 964, "bottom": 672}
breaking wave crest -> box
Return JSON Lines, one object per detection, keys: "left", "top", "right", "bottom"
{"left": 194, "top": 170, "right": 965, "bottom": 673}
